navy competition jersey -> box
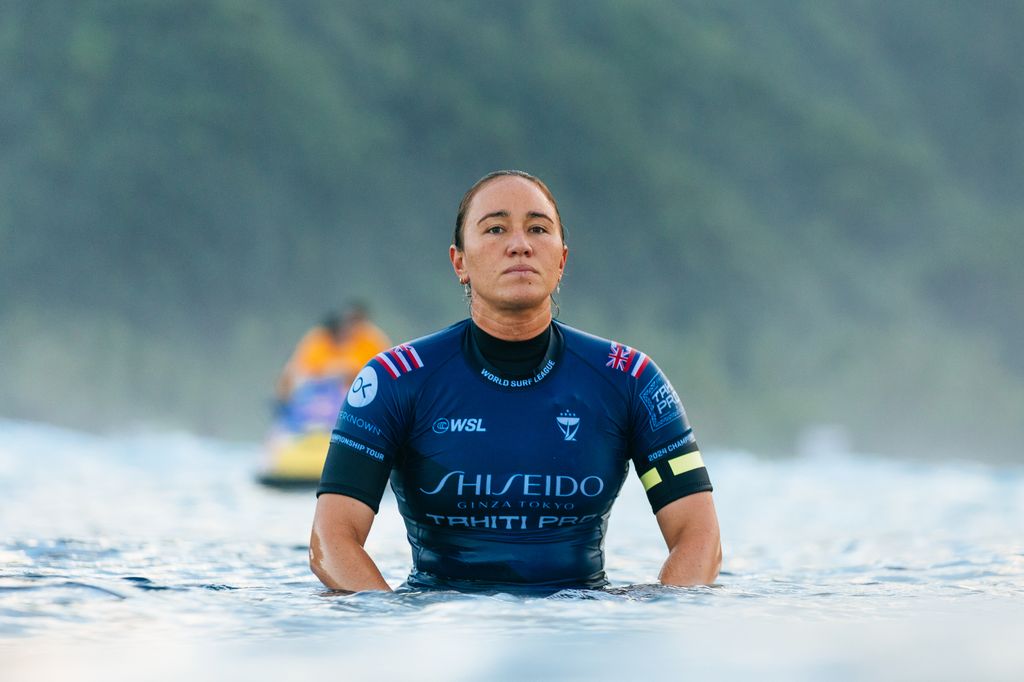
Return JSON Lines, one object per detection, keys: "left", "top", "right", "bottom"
{"left": 317, "top": 319, "right": 712, "bottom": 590}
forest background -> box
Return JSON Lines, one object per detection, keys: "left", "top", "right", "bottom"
{"left": 2, "top": 1, "right": 1021, "bottom": 461}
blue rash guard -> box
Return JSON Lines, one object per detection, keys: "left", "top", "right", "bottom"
{"left": 317, "top": 319, "right": 712, "bottom": 591}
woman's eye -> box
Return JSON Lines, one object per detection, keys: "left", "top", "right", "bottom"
{"left": 529, "top": 225, "right": 548, "bottom": 233}
{"left": 486, "top": 225, "right": 504, "bottom": 234}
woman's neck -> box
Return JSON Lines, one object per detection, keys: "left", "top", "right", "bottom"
{"left": 470, "top": 301, "right": 552, "bottom": 341}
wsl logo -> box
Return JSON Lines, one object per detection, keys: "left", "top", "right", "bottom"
{"left": 556, "top": 410, "right": 580, "bottom": 441}
{"left": 433, "top": 417, "right": 487, "bottom": 434}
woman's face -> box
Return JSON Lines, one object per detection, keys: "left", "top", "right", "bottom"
{"left": 451, "top": 176, "right": 568, "bottom": 317}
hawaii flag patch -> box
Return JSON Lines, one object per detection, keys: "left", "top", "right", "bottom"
{"left": 606, "top": 341, "right": 649, "bottom": 377}
{"left": 375, "top": 343, "right": 424, "bottom": 379}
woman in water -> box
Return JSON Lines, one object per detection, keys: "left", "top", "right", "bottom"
{"left": 310, "top": 170, "right": 721, "bottom": 592}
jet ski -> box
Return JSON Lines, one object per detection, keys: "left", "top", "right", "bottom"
{"left": 257, "top": 378, "right": 345, "bottom": 489}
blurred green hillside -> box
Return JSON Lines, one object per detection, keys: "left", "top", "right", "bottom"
{"left": 2, "top": 1, "right": 1021, "bottom": 459}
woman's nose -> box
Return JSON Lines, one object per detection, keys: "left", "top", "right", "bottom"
{"left": 507, "top": 229, "right": 533, "bottom": 256}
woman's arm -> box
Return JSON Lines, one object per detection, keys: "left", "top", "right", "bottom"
{"left": 309, "top": 493, "right": 392, "bottom": 592}
{"left": 655, "top": 491, "right": 722, "bottom": 586}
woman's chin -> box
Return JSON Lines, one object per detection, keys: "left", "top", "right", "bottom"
{"left": 477, "top": 290, "right": 552, "bottom": 314}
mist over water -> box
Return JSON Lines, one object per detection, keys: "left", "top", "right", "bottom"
{"left": 3, "top": 2, "right": 1023, "bottom": 458}
{"left": 2, "top": 420, "right": 1022, "bottom": 680}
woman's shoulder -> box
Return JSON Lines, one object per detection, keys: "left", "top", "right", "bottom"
{"left": 555, "top": 320, "right": 654, "bottom": 381}
{"left": 368, "top": 319, "right": 468, "bottom": 381}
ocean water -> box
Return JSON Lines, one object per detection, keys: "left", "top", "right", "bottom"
{"left": 1, "top": 419, "right": 1022, "bottom": 681}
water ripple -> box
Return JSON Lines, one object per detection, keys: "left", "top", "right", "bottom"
{"left": 2, "top": 421, "right": 1023, "bottom": 679}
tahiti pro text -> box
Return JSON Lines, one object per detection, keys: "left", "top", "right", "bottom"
{"left": 423, "top": 514, "right": 600, "bottom": 529}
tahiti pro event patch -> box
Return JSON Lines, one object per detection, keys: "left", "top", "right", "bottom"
{"left": 639, "top": 375, "right": 684, "bottom": 431}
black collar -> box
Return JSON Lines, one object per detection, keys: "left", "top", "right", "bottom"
{"left": 462, "top": 319, "right": 564, "bottom": 389}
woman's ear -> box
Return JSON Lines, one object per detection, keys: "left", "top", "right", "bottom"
{"left": 450, "top": 244, "right": 466, "bottom": 282}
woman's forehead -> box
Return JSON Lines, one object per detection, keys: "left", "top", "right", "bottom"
{"left": 468, "top": 176, "right": 555, "bottom": 218}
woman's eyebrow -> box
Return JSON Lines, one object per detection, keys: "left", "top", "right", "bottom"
{"left": 477, "top": 210, "right": 510, "bottom": 225}
{"left": 527, "top": 211, "right": 553, "bottom": 222}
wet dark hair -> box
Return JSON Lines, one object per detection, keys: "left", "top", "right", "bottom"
{"left": 453, "top": 170, "right": 566, "bottom": 251}
{"left": 343, "top": 300, "right": 368, "bottom": 321}
{"left": 321, "top": 312, "right": 344, "bottom": 335}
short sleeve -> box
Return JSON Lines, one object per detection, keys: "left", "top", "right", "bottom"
{"left": 628, "top": 359, "right": 712, "bottom": 513}
{"left": 316, "top": 361, "right": 406, "bottom": 513}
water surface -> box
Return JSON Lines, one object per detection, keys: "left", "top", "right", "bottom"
{"left": 1, "top": 420, "right": 1021, "bottom": 680}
